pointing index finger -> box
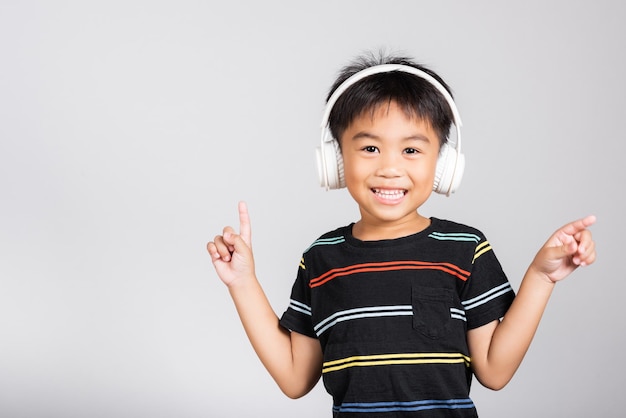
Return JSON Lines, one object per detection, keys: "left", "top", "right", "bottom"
{"left": 238, "top": 201, "right": 252, "bottom": 246}
{"left": 562, "top": 215, "right": 596, "bottom": 235}
{"left": 551, "top": 215, "right": 596, "bottom": 248}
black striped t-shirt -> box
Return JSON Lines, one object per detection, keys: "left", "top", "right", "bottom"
{"left": 280, "top": 218, "right": 515, "bottom": 417}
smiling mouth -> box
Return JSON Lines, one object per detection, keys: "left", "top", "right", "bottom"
{"left": 372, "top": 188, "right": 407, "bottom": 200}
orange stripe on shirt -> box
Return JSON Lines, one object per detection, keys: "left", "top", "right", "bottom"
{"left": 309, "top": 261, "right": 470, "bottom": 288}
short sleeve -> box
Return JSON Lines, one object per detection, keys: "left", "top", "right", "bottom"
{"left": 279, "top": 254, "right": 317, "bottom": 338}
{"left": 460, "top": 237, "right": 515, "bottom": 330}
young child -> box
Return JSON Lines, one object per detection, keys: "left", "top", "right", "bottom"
{"left": 207, "top": 52, "right": 596, "bottom": 417}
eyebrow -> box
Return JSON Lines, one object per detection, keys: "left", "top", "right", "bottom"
{"left": 350, "top": 131, "right": 432, "bottom": 143}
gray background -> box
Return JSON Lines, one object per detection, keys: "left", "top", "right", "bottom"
{"left": 1, "top": 1, "right": 624, "bottom": 417}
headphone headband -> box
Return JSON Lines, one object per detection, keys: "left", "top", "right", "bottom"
{"left": 322, "top": 64, "right": 462, "bottom": 139}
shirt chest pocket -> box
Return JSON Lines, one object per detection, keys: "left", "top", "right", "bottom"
{"left": 412, "top": 285, "right": 454, "bottom": 339}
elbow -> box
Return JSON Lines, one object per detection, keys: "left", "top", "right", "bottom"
{"left": 276, "top": 375, "right": 320, "bottom": 400}
{"left": 271, "top": 358, "right": 322, "bottom": 399}
{"left": 279, "top": 384, "right": 312, "bottom": 400}
{"left": 283, "top": 390, "right": 306, "bottom": 400}
{"left": 481, "top": 381, "right": 507, "bottom": 392}
{"left": 472, "top": 360, "right": 518, "bottom": 392}
{"left": 475, "top": 374, "right": 513, "bottom": 392}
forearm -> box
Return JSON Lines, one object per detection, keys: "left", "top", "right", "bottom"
{"left": 470, "top": 216, "right": 597, "bottom": 390}
{"left": 472, "top": 267, "right": 555, "bottom": 389}
{"left": 228, "top": 275, "right": 320, "bottom": 398}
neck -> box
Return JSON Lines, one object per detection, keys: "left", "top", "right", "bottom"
{"left": 352, "top": 215, "right": 431, "bottom": 241}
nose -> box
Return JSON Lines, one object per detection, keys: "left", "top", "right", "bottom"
{"left": 375, "top": 152, "right": 403, "bottom": 178}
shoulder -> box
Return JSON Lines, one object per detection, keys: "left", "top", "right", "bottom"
{"left": 302, "top": 224, "right": 352, "bottom": 254}
{"left": 316, "top": 224, "right": 351, "bottom": 240}
{"left": 429, "top": 218, "right": 487, "bottom": 242}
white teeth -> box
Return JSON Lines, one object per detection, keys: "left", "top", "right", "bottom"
{"left": 373, "top": 189, "right": 406, "bottom": 199}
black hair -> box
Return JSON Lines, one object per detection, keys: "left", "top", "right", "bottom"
{"left": 326, "top": 51, "right": 455, "bottom": 147}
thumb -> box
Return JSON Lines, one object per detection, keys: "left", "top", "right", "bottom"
{"left": 559, "top": 237, "right": 578, "bottom": 258}
{"left": 543, "top": 235, "right": 578, "bottom": 263}
{"left": 224, "top": 229, "right": 253, "bottom": 259}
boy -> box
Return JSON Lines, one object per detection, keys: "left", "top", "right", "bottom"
{"left": 207, "top": 52, "right": 596, "bottom": 417}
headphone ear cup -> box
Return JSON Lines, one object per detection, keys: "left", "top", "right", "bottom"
{"left": 316, "top": 139, "right": 345, "bottom": 190}
{"left": 433, "top": 142, "right": 465, "bottom": 195}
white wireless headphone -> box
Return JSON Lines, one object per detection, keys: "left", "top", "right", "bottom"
{"left": 316, "top": 63, "right": 465, "bottom": 196}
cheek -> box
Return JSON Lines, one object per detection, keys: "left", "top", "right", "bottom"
{"left": 341, "top": 153, "right": 360, "bottom": 177}
{"left": 342, "top": 157, "right": 374, "bottom": 194}
{"left": 342, "top": 159, "right": 361, "bottom": 187}
{"left": 411, "top": 158, "right": 438, "bottom": 184}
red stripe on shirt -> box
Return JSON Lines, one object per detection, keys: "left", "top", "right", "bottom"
{"left": 309, "top": 261, "right": 470, "bottom": 288}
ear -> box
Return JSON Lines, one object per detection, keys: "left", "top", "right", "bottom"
{"left": 433, "top": 142, "right": 465, "bottom": 196}
{"left": 316, "top": 138, "right": 345, "bottom": 190}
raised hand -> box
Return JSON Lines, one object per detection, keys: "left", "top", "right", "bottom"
{"left": 530, "top": 215, "right": 597, "bottom": 283}
{"left": 207, "top": 201, "right": 255, "bottom": 287}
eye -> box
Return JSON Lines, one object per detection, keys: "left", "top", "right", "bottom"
{"left": 404, "top": 147, "right": 420, "bottom": 154}
{"left": 362, "top": 145, "right": 379, "bottom": 153}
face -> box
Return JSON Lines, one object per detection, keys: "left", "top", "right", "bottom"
{"left": 340, "top": 101, "right": 440, "bottom": 240}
